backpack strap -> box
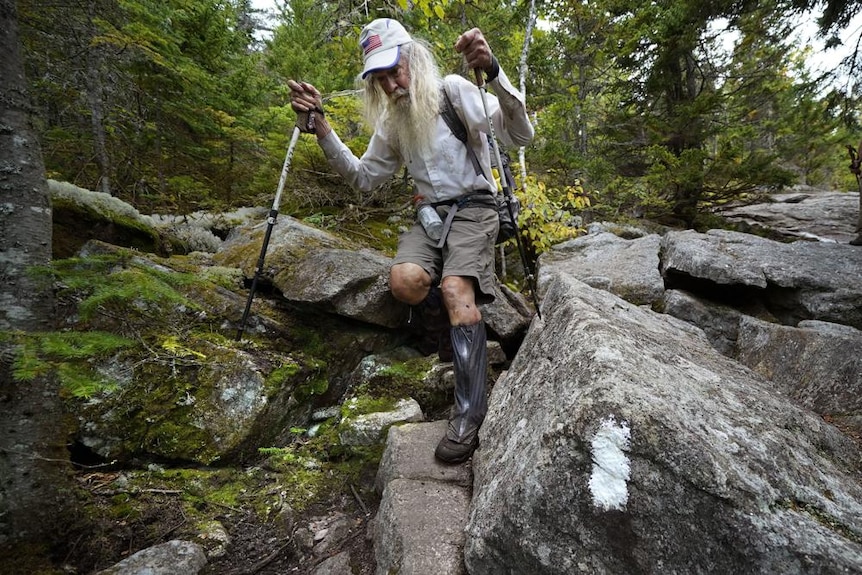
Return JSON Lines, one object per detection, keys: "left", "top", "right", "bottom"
{"left": 436, "top": 84, "right": 500, "bottom": 249}
{"left": 440, "top": 86, "right": 485, "bottom": 178}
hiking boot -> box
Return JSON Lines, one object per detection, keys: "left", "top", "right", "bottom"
{"left": 434, "top": 321, "right": 489, "bottom": 464}
{"left": 434, "top": 424, "right": 479, "bottom": 464}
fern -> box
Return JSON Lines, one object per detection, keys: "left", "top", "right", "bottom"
{"left": 40, "top": 331, "right": 135, "bottom": 359}
{"left": 161, "top": 336, "right": 207, "bottom": 360}
{"left": 6, "top": 330, "right": 134, "bottom": 397}
{"left": 12, "top": 345, "right": 51, "bottom": 382}
{"left": 48, "top": 253, "right": 204, "bottom": 321}
{"left": 77, "top": 269, "right": 199, "bottom": 320}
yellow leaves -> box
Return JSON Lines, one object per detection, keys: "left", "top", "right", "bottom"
{"left": 565, "top": 180, "right": 591, "bottom": 210}
{"left": 512, "top": 174, "right": 588, "bottom": 256}
{"left": 404, "top": 0, "right": 447, "bottom": 19}
{"left": 162, "top": 336, "right": 206, "bottom": 360}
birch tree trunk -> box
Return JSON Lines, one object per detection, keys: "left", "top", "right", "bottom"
{"left": 0, "top": 0, "right": 74, "bottom": 549}
{"left": 517, "top": 0, "right": 538, "bottom": 193}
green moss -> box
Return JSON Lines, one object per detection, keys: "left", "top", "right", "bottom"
{"left": 266, "top": 361, "right": 302, "bottom": 392}
{"left": 191, "top": 330, "right": 233, "bottom": 347}
{"left": 293, "top": 324, "right": 328, "bottom": 359}
{"left": 360, "top": 218, "right": 400, "bottom": 255}
{"left": 199, "top": 266, "right": 244, "bottom": 290}
{"left": 258, "top": 423, "right": 383, "bottom": 512}
{"left": 108, "top": 493, "right": 140, "bottom": 521}
{"left": 341, "top": 395, "right": 399, "bottom": 418}
{"left": 296, "top": 371, "right": 329, "bottom": 401}
{"left": 143, "top": 419, "right": 216, "bottom": 463}
{"left": 345, "top": 355, "right": 454, "bottom": 417}
{"left": 377, "top": 359, "right": 433, "bottom": 382}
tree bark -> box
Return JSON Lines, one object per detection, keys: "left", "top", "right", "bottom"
{"left": 86, "top": 1, "right": 112, "bottom": 196}
{"left": 517, "top": 0, "right": 538, "bottom": 193}
{"left": 0, "top": 0, "right": 75, "bottom": 550}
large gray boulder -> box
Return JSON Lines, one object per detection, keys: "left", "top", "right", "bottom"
{"left": 466, "top": 273, "right": 862, "bottom": 574}
{"left": 539, "top": 231, "right": 665, "bottom": 307}
{"left": 661, "top": 288, "right": 747, "bottom": 356}
{"left": 215, "top": 216, "right": 405, "bottom": 328}
{"left": 720, "top": 189, "right": 859, "bottom": 244}
{"left": 93, "top": 540, "right": 206, "bottom": 575}
{"left": 78, "top": 341, "right": 314, "bottom": 465}
{"left": 736, "top": 317, "right": 862, "bottom": 431}
{"left": 660, "top": 229, "right": 862, "bottom": 329}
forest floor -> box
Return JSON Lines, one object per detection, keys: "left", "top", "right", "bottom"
{"left": 61, "top": 456, "right": 384, "bottom": 575}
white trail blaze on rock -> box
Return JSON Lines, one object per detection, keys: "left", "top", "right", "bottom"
{"left": 588, "top": 415, "right": 632, "bottom": 511}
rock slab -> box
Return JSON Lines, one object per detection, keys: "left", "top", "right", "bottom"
{"left": 373, "top": 421, "right": 472, "bottom": 575}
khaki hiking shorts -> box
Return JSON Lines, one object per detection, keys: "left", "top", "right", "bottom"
{"left": 393, "top": 203, "right": 498, "bottom": 305}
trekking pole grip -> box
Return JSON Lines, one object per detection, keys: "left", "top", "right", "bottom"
{"left": 474, "top": 68, "right": 485, "bottom": 88}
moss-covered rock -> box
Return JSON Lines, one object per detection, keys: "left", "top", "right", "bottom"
{"left": 50, "top": 180, "right": 185, "bottom": 258}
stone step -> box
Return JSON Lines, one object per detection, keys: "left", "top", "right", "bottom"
{"left": 372, "top": 420, "right": 473, "bottom": 574}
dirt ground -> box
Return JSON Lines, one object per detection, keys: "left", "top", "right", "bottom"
{"left": 58, "top": 460, "right": 382, "bottom": 575}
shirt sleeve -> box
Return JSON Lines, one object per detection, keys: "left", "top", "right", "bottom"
{"left": 448, "top": 69, "right": 534, "bottom": 151}
{"left": 317, "top": 127, "right": 402, "bottom": 193}
{"left": 487, "top": 67, "right": 535, "bottom": 148}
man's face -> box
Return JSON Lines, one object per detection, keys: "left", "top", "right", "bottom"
{"left": 371, "top": 58, "right": 410, "bottom": 103}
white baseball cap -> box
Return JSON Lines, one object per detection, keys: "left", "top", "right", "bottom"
{"left": 360, "top": 19, "right": 412, "bottom": 79}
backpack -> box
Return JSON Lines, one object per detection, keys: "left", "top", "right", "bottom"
{"left": 440, "top": 86, "right": 520, "bottom": 245}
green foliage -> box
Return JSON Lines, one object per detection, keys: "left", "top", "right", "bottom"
{"left": 20, "top": 0, "right": 272, "bottom": 212}
{"left": 341, "top": 395, "right": 399, "bottom": 419}
{"left": 257, "top": 418, "right": 382, "bottom": 511}
{"left": 48, "top": 253, "right": 202, "bottom": 322}
{"left": 17, "top": 0, "right": 862, "bottom": 235}
{"left": 515, "top": 176, "right": 588, "bottom": 255}
{"left": 8, "top": 330, "right": 135, "bottom": 398}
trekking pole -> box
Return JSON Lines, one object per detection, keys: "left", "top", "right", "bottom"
{"left": 849, "top": 139, "right": 862, "bottom": 187}
{"left": 849, "top": 139, "right": 862, "bottom": 241}
{"left": 236, "top": 125, "right": 301, "bottom": 341}
{"left": 473, "top": 69, "right": 542, "bottom": 319}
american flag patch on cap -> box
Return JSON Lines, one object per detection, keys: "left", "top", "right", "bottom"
{"left": 362, "top": 34, "right": 382, "bottom": 55}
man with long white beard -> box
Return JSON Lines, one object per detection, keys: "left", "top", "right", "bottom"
{"left": 288, "top": 18, "right": 533, "bottom": 464}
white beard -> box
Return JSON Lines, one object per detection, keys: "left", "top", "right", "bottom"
{"left": 385, "top": 87, "right": 437, "bottom": 160}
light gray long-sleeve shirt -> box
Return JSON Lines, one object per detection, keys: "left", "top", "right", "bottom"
{"left": 318, "top": 68, "right": 534, "bottom": 204}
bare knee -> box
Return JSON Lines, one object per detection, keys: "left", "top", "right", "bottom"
{"left": 390, "top": 263, "right": 432, "bottom": 305}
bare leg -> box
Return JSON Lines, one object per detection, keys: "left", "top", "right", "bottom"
{"left": 440, "top": 275, "right": 482, "bottom": 326}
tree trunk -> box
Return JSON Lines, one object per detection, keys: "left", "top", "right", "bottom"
{"left": 0, "top": 0, "right": 75, "bottom": 552}
{"left": 86, "top": 43, "right": 112, "bottom": 196}
{"left": 517, "top": 0, "right": 537, "bottom": 193}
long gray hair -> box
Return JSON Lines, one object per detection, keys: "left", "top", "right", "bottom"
{"left": 360, "top": 38, "right": 442, "bottom": 159}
